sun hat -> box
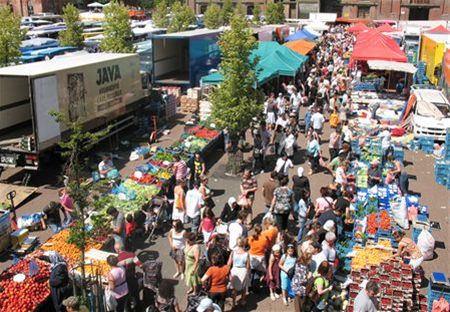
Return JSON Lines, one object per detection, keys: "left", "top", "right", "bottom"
{"left": 197, "top": 298, "right": 222, "bottom": 312}
{"left": 297, "top": 167, "right": 304, "bottom": 177}
{"left": 228, "top": 197, "right": 236, "bottom": 206}
{"left": 272, "top": 244, "right": 281, "bottom": 252}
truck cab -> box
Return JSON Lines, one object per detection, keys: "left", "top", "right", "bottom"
{"left": 410, "top": 88, "right": 450, "bottom": 141}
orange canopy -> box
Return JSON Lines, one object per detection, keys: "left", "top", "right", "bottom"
{"left": 336, "top": 17, "right": 370, "bottom": 24}
{"left": 284, "top": 39, "right": 316, "bottom": 56}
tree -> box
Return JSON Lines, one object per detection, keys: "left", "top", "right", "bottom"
{"left": 221, "top": 0, "right": 233, "bottom": 25}
{"left": 211, "top": 13, "right": 261, "bottom": 170}
{"left": 252, "top": 4, "right": 261, "bottom": 25}
{"left": 59, "top": 4, "right": 84, "bottom": 48}
{"left": 101, "top": 1, "right": 135, "bottom": 53}
{"left": 49, "top": 112, "right": 110, "bottom": 300}
{"left": 139, "top": 0, "right": 155, "bottom": 10}
{"left": 265, "top": 1, "right": 285, "bottom": 24}
{"left": 0, "top": 7, "right": 24, "bottom": 67}
{"left": 204, "top": 4, "right": 222, "bottom": 29}
{"left": 152, "top": 0, "right": 169, "bottom": 28}
{"left": 167, "top": 2, "right": 195, "bottom": 33}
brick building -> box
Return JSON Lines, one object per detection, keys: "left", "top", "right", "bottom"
{"left": 341, "top": 0, "right": 450, "bottom": 21}
{"left": 187, "top": 0, "right": 332, "bottom": 19}
{"left": 0, "top": 0, "right": 69, "bottom": 16}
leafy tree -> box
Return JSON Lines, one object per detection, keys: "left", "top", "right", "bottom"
{"left": 140, "top": 0, "right": 155, "bottom": 10}
{"left": 59, "top": 4, "right": 84, "bottom": 48}
{"left": 221, "top": 0, "right": 233, "bottom": 25}
{"left": 211, "top": 13, "right": 261, "bottom": 165}
{"left": 234, "top": 1, "right": 245, "bottom": 17}
{"left": 265, "top": 1, "right": 285, "bottom": 24}
{"left": 49, "top": 112, "right": 110, "bottom": 299}
{"left": 101, "top": 1, "right": 135, "bottom": 53}
{"left": 152, "top": 0, "right": 170, "bottom": 28}
{"left": 167, "top": 2, "right": 195, "bottom": 33}
{"left": 252, "top": 4, "right": 261, "bottom": 25}
{"left": 204, "top": 4, "right": 222, "bottom": 29}
{"left": 0, "top": 7, "right": 24, "bottom": 67}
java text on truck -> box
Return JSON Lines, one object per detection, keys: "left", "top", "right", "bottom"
{"left": 0, "top": 53, "right": 147, "bottom": 172}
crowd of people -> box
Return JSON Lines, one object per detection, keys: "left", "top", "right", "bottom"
{"left": 38, "top": 24, "right": 425, "bottom": 312}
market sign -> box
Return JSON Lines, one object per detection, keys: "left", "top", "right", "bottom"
{"left": 443, "top": 48, "right": 450, "bottom": 87}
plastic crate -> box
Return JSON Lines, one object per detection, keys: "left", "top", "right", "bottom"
{"left": 393, "top": 147, "right": 404, "bottom": 161}
{"left": 427, "top": 284, "right": 450, "bottom": 312}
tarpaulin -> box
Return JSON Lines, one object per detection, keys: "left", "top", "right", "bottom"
{"left": 425, "top": 25, "right": 450, "bottom": 34}
{"left": 348, "top": 22, "right": 369, "bottom": 33}
{"left": 376, "top": 24, "right": 397, "bottom": 33}
{"left": 285, "top": 29, "right": 317, "bottom": 42}
{"left": 367, "top": 60, "right": 417, "bottom": 74}
{"left": 351, "top": 32, "right": 407, "bottom": 63}
{"left": 284, "top": 39, "right": 316, "bottom": 55}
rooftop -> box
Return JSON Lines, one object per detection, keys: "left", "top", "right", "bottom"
{"left": 0, "top": 53, "right": 136, "bottom": 77}
{"left": 153, "top": 28, "right": 221, "bottom": 39}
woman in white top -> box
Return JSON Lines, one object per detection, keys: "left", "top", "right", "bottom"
{"left": 168, "top": 220, "right": 186, "bottom": 279}
{"left": 335, "top": 161, "right": 349, "bottom": 186}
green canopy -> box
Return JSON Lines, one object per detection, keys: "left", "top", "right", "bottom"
{"left": 200, "top": 41, "right": 309, "bottom": 86}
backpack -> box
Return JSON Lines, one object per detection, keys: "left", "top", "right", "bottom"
{"left": 142, "top": 259, "right": 162, "bottom": 291}
{"left": 196, "top": 256, "right": 211, "bottom": 279}
{"left": 305, "top": 276, "right": 324, "bottom": 303}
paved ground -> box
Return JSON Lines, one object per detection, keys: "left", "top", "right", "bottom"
{"left": 0, "top": 112, "right": 448, "bottom": 311}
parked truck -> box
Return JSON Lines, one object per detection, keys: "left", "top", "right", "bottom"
{"left": 0, "top": 53, "right": 146, "bottom": 173}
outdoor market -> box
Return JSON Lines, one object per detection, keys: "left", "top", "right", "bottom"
{"left": 0, "top": 14, "right": 449, "bottom": 312}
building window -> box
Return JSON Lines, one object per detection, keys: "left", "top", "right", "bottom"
{"left": 199, "top": 4, "right": 208, "bottom": 14}
{"left": 357, "top": 6, "right": 370, "bottom": 18}
{"left": 247, "top": 5, "right": 254, "bottom": 15}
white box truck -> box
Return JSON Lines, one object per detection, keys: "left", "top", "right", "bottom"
{"left": 0, "top": 53, "right": 146, "bottom": 171}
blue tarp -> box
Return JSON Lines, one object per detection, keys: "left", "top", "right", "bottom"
{"left": 285, "top": 29, "right": 318, "bottom": 42}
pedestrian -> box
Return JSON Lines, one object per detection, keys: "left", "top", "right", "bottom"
{"left": 306, "top": 132, "right": 321, "bottom": 175}
{"left": 228, "top": 210, "right": 248, "bottom": 251}
{"left": 154, "top": 280, "right": 182, "bottom": 312}
{"left": 62, "top": 296, "right": 80, "bottom": 312}
{"left": 252, "top": 130, "right": 265, "bottom": 174}
{"left": 107, "top": 207, "right": 126, "bottom": 246}
{"left": 44, "top": 251, "right": 70, "bottom": 312}
{"left": 191, "top": 152, "right": 206, "bottom": 187}
{"left": 184, "top": 232, "right": 201, "bottom": 295}
{"left": 310, "top": 108, "right": 325, "bottom": 137}
{"left": 240, "top": 168, "right": 258, "bottom": 226}
{"left": 41, "top": 201, "right": 63, "bottom": 234}
{"left": 328, "top": 127, "right": 341, "bottom": 160}
{"left": 284, "top": 129, "right": 297, "bottom": 159}
{"left": 297, "top": 189, "right": 311, "bottom": 242}
{"left": 168, "top": 219, "right": 186, "bottom": 279}
{"left": 262, "top": 171, "right": 278, "bottom": 212}
{"left": 172, "top": 154, "right": 188, "bottom": 182}
{"left": 228, "top": 237, "right": 250, "bottom": 309}
{"left": 274, "top": 153, "right": 294, "bottom": 178}
{"left": 291, "top": 251, "right": 312, "bottom": 312}
{"left": 266, "top": 244, "right": 282, "bottom": 301}
{"left": 248, "top": 224, "right": 269, "bottom": 274}
{"left": 201, "top": 252, "right": 230, "bottom": 311}
{"left": 218, "top": 197, "right": 241, "bottom": 224}
{"left": 199, "top": 207, "right": 216, "bottom": 244}
{"left": 115, "top": 241, "right": 141, "bottom": 309}
{"left": 321, "top": 232, "right": 337, "bottom": 267}
{"left": 196, "top": 298, "right": 222, "bottom": 312}
{"left": 314, "top": 187, "right": 334, "bottom": 217}
{"left": 391, "top": 229, "right": 423, "bottom": 270}
{"left": 58, "top": 188, "right": 74, "bottom": 226}
{"left": 272, "top": 125, "right": 286, "bottom": 156}
{"left": 270, "top": 176, "right": 294, "bottom": 231}
{"left": 185, "top": 181, "right": 202, "bottom": 233}
{"left": 173, "top": 179, "right": 186, "bottom": 222}
{"left": 334, "top": 160, "right": 349, "bottom": 187}
{"left": 312, "top": 261, "right": 333, "bottom": 311}
{"left": 354, "top": 280, "right": 380, "bottom": 312}
{"left": 199, "top": 175, "right": 215, "bottom": 211}
{"left": 125, "top": 214, "right": 136, "bottom": 251}
{"left": 106, "top": 255, "right": 129, "bottom": 312}
{"left": 261, "top": 215, "right": 279, "bottom": 249}
{"left": 292, "top": 167, "right": 310, "bottom": 217}
{"left": 279, "top": 243, "right": 297, "bottom": 306}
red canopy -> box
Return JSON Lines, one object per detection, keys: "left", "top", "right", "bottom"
{"left": 376, "top": 24, "right": 397, "bottom": 33}
{"left": 348, "top": 22, "right": 369, "bottom": 33}
{"left": 425, "top": 25, "right": 450, "bottom": 34}
{"left": 351, "top": 32, "right": 407, "bottom": 63}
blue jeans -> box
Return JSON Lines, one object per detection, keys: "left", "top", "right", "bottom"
{"left": 297, "top": 217, "right": 307, "bottom": 242}
{"left": 186, "top": 215, "right": 201, "bottom": 234}
{"left": 48, "top": 223, "right": 61, "bottom": 234}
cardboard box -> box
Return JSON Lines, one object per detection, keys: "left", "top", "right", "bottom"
{"left": 0, "top": 234, "right": 11, "bottom": 253}
{"left": 11, "top": 228, "right": 29, "bottom": 249}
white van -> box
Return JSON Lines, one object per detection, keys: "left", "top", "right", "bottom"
{"left": 410, "top": 89, "right": 450, "bottom": 141}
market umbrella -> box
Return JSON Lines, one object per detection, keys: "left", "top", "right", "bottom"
{"left": 425, "top": 25, "right": 450, "bottom": 34}
{"left": 87, "top": 2, "right": 104, "bottom": 8}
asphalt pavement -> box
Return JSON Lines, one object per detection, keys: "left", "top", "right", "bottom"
{"left": 0, "top": 112, "right": 448, "bottom": 312}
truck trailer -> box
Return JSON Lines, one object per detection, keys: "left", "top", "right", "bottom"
{"left": 0, "top": 53, "right": 146, "bottom": 172}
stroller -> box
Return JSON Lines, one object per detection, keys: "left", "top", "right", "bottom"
{"left": 146, "top": 196, "right": 170, "bottom": 241}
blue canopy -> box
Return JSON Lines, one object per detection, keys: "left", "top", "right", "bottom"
{"left": 285, "top": 29, "right": 317, "bottom": 42}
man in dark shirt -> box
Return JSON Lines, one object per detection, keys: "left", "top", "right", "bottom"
{"left": 292, "top": 167, "right": 310, "bottom": 203}
{"left": 219, "top": 197, "right": 241, "bottom": 223}
{"left": 368, "top": 159, "right": 382, "bottom": 187}
{"left": 262, "top": 171, "right": 278, "bottom": 212}
{"left": 317, "top": 207, "right": 344, "bottom": 238}
{"left": 42, "top": 201, "right": 63, "bottom": 233}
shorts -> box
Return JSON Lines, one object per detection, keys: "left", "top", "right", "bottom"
{"left": 170, "top": 248, "right": 184, "bottom": 263}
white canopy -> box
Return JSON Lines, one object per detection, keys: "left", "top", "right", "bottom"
{"left": 367, "top": 60, "right": 417, "bottom": 74}
{"left": 306, "top": 22, "right": 329, "bottom": 32}
{"left": 87, "top": 2, "right": 104, "bottom": 7}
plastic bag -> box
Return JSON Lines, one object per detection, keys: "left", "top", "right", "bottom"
{"left": 408, "top": 206, "right": 418, "bottom": 222}
{"left": 105, "top": 288, "right": 118, "bottom": 311}
{"left": 417, "top": 230, "right": 435, "bottom": 261}
{"left": 432, "top": 297, "right": 450, "bottom": 312}
{"left": 391, "top": 198, "right": 409, "bottom": 229}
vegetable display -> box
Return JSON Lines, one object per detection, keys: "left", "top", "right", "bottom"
{"left": 0, "top": 258, "right": 50, "bottom": 312}
{"left": 41, "top": 230, "right": 102, "bottom": 266}
{"left": 351, "top": 243, "right": 392, "bottom": 270}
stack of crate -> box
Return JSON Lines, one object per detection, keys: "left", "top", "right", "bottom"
{"left": 434, "top": 160, "right": 449, "bottom": 186}
{"left": 419, "top": 137, "right": 434, "bottom": 154}
{"left": 199, "top": 100, "right": 212, "bottom": 121}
